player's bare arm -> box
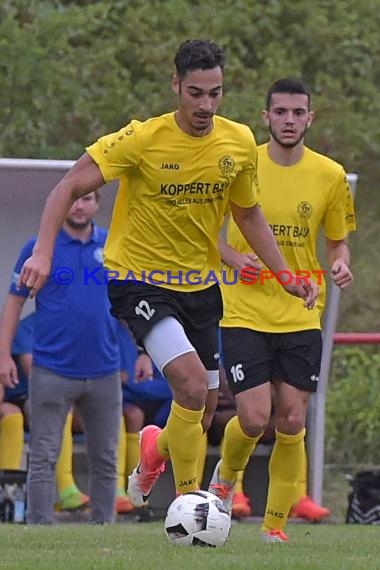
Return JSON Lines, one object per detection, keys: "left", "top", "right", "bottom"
{"left": 230, "top": 202, "right": 318, "bottom": 309}
{"left": 18, "top": 153, "right": 105, "bottom": 297}
{"left": 326, "top": 237, "right": 353, "bottom": 290}
{"left": 218, "top": 236, "right": 262, "bottom": 273}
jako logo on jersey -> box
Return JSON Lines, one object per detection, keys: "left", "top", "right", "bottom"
{"left": 161, "top": 163, "right": 180, "bottom": 170}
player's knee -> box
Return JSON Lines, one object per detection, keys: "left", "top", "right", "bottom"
{"left": 239, "top": 411, "right": 270, "bottom": 438}
{"left": 164, "top": 353, "right": 208, "bottom": 409}
{"left": 276, "top": 410, "right": 306, "bottom": 435}
{"left": 173, "top": 373, "right": 208, "bottom": 410}
{"left": 183, "top": 379, "right": 208, "bottom": 409}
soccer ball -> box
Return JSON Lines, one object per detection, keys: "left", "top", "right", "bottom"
{"left": 164, "top": 490, "right": 231, "bottom": 547}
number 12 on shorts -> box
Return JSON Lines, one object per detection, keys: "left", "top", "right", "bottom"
{"left": 135, "top": 300, "right": 156, "bottom": 320}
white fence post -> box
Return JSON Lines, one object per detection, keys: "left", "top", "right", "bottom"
{"left": 308, "top": 173, "right": 358, "bottom": 504}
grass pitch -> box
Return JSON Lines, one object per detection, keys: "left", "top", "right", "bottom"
{"left": 0, "top": 521, "right": 379, "bottom": 570}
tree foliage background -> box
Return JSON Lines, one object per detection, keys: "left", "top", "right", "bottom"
{"left": 1, "top": 0, "right": 379, "bottom": 334}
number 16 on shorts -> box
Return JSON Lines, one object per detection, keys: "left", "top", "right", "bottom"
{"left": 230, "top": 363, "right": 245, "bottom": 383}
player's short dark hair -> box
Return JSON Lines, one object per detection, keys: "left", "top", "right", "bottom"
{"left": 266, "top": 78, "right": 311, "bottom": 110}
{"left": 174, "top": 39, "right": 225, "bottom": 80}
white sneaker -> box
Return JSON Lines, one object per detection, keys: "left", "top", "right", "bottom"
{"left": 207, "top": 459, "right": 234, "bottom": 515}
{"left": 128, "top": 425, "right": 165, "bottom": 508}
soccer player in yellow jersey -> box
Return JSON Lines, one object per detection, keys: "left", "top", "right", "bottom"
{"left": 209, "top": 78, "right": 356, "bottom": 542}
{"left": 17, "top": 44, "right": 318, "bottom": 508}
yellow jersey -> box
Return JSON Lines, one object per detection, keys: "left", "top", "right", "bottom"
{"left": 221, "top": 143, "right": 356, "bottom": 332}
{"left": 87, "top": 112, "right": 258, "bottom": 291}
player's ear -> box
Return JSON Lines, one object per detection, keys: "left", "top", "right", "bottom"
{"left": 306, "top": 110, "right": 315, "bottom": 128}
{"left": 172, "top": 73, "right": 180, "bottom": 95}
{"left": 261, "top": 109, "right": 269, "bottom": 126}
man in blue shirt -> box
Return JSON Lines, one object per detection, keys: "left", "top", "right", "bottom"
{"left": 0, "top": 192, "right": 122, "bottom": 524}
{"left": 0, "top": 312, "right": 90, "bottom": 511}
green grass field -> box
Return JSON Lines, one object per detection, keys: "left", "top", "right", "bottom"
{"left": 0, "top": 521, "right": 379, "bottom": 570}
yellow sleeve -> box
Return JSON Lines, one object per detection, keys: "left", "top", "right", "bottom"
{"left": 228, "top": 154, "right": 259, "bottom": 209}
{"left": 86, "top": 120, "right": 142, "bottom": 182}
{"left": 323, "top": 169, "right": 356, "bottom": 239}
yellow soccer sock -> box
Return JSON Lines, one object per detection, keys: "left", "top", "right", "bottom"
{"left": 223, "top": 433, "right": 246, "bottom": 495}
{"left": 0, "top": 413, "right": 24, "bottom": 469}
{"left": 165, "top": 401, "right": 204, "bottom": 494}
{"left": 220, "top": 416, "right": 262, "bottom": 482}
{"left": 125, "top": 432, "right": 140, "bottom": 482}
{"left": 56, "top": 412, "right": 77, "bottom": 496}
{"left": 262, "top": 428, "right": 306, "bottom": 532}
{"left": 117, "top": 418, "right": 127, "bottom": 494}
{"left": 196, "top": 432, "right": 208, "bottom": 488}
{"left": 293, "top": 444, "right": 308, "bottom": 505}
{"left": 234, "top": 470, "right": 245, "bottom": 495}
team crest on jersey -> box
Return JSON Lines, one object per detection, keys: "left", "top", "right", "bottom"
{"left": 297, "top": 201, "right": 313, "bottom": 220}
{"left": 218, "top": 155, "right": 235, "bottom": 177}
{"left": 93, "top": 247, "right": 104, "bottom": 264}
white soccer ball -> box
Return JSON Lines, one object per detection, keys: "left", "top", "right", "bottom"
{"left": 164, "top": 490, "right": 231, "bottom": 547}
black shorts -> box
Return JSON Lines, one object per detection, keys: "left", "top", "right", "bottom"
{"left": 221, "top": 327, "right": 322, "bottom": 396}
{"left": 108, "top": 281, "right": 223, "bottom": 371}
